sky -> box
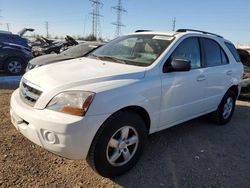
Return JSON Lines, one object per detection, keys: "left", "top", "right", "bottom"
{"left": 0, "top": 0, "right": 250, "bottom": 44}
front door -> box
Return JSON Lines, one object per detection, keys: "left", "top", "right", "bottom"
{"left": 159, "top": 37, "right": 206, "bottom": 128}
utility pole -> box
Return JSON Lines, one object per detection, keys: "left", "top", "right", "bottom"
{"left": 45, "top": 21, "right": 49, "bottom": 38}
{"left": 112, "top": 0, "right": 126, "bottom": 37}
{"left": 89, "top": 0, "right": 103, "bottom": 39}
{"left": 172, "top": 17, "right": 176, "bottom": 31}
{"left": 6, "top": 23, "right": 9, "bottom": 31}
{"left": 0, "top": 9, "right": 2, "bottom": 26}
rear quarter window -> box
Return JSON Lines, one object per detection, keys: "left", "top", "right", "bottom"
{"left": 225, "top": 42, "right": 241, "bottom": 62}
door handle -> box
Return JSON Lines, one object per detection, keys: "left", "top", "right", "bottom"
{"left": 197, "top": 75, "right": 206, "bottom": 81}
{"left": 226, "top": 70, "right": 233, "bottom": 75}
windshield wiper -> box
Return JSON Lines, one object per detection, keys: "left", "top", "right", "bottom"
{"left": 98, "top": 56, "right": 127, "bottom": 64}
{"left": 88, "top": 54, "right": 101, "bottom": 60}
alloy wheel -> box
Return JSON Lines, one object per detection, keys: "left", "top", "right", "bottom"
{"left": 7, "top": 61, "right": 22, "bottom": 74}
{"left": 106, "top": 126, "right": 139, "bottom": 167}
{"left": 223, "top": 97, "right": 233, "bottom": 119}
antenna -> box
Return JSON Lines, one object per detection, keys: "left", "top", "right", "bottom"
{"left": 89, "top": 0, "right": 103, "bottom": 39}
{"left": 172, "top": 17, "right": 176, "bottom": 31}
{"left": 112, "top": 0, "right": 127, "bottom": 37}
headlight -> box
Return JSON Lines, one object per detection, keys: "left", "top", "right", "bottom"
{"left": 26, "top": 63, "right": 39, "bottom": 72}
{"left": 46, "top": 91, "right": 95, "bottom": 116}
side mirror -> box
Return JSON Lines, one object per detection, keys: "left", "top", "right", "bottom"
{"left": 164, "top": 59, "right": 191, "bottom": 72}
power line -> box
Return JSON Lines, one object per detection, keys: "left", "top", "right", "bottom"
{"left": 112, "top": 0, "right": 126, "bottom": 37}
{"left": 89, "top": 0, "right": 103, "bottom": 38}
{"left": 172, "top": 17, "right": 176, "bottom": 31}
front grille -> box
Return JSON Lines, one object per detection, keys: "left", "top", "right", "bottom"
{"left": 20, "top": 81, "right": 42, "bottom": 106}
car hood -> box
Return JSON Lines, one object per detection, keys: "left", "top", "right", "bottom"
{"left": 29, "top": 54, "right": 73, "bottom": 66}
{"left": 23, "top": 57, "right": 146, "bottom": 92}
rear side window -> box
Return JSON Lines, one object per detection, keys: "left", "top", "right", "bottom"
{"left": 225, "top": 42, "right": 241, "bottom": 62}
{"left": 203, "top": 38, "right": 229, "bottom": 67}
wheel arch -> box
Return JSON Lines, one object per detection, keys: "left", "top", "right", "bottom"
{"left": 97, "top": 105, "right": 151, "bottom": 136}
{"left": 227, "top": 85, "right": 239, "bottom": 97}
{"left": 118, "top": 105, "right": 151, "bottom": 134}
{"left": 4, "top": 56, "right": 26, "bottom": 65}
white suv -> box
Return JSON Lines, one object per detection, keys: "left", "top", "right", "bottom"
{"left": 10, "top": 29, "right": 243, "bottom": 177}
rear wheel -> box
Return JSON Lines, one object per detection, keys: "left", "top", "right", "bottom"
{"left": 4, "top": 58, "right": 25, "bottom": 75}
{"left": 87, "top": 111, "right": 147, "bottom": 177}
{"left": 212, "top": 90, "right": 236, "bottom": 125}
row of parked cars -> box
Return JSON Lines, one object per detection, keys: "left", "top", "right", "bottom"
{"left": 0, "top": 29, "right": 104, "bottom": 75}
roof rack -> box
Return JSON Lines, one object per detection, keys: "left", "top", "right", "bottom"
{"left": 135, "top": 30, "right": 152, "bottom": 33}
{"left": 176, "top": 29, "right": 223, "bottom": 38}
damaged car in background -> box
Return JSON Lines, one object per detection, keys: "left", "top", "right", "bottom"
{"left": 237, "top": 48, "right": 250, "bottom": 97}
{"left": 26, "top": 41, "right": 105, "bottom": 71}
{"left": 31, "top": 35, "right": 79, "bottom": 57}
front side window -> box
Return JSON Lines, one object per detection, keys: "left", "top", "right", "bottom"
{"left": 169, "top": 37, "right": 201, "bottom": 69}
{"left": 89, "top": 34, "right": 173, "bottom": 67}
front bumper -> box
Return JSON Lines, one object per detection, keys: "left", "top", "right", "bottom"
{"left": 10, "top": 89, "right": 110, "bottom": 159}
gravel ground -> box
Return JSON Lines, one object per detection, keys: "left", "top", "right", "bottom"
{"left": 1, "top": 89, "right": 250, "bottom": 188}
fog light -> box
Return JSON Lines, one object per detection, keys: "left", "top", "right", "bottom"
{"left": 44, "top": 131, "right": 57, "bottom": 144}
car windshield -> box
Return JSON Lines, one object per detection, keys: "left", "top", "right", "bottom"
{"left": 62, "top": 43, "right": 100, "bottom": 58}
{"left": 89, "top": 34, "right": 174, "bottom": 67}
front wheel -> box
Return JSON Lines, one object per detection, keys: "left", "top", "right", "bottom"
{"left": 87, "top": 111, "right": 147, "bottom": 177}
{"left": 212, "top": 90, "right": 236, "bottom": 125}
{"left": 4, "top": 58, "right": 25, "bottom": 75}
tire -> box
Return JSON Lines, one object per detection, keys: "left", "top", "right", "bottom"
{"left": 87, "top": 110, "right": 147, "bottom": 178}
{"left": 4, "top": 58, "right": 25, "bottom": 75}
{"left": 212, "top": 90, "right": 237, "bottom": 125}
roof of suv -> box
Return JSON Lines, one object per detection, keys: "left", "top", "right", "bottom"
{"left": 131, "top": 29, "right": 231, "bottom": 43}
{"left": 132, "top": 30, "right": 177, "bottom": 36}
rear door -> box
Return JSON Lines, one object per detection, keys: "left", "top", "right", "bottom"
{"left": 201, "top": 38, "right": 231, "bottom": 111}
